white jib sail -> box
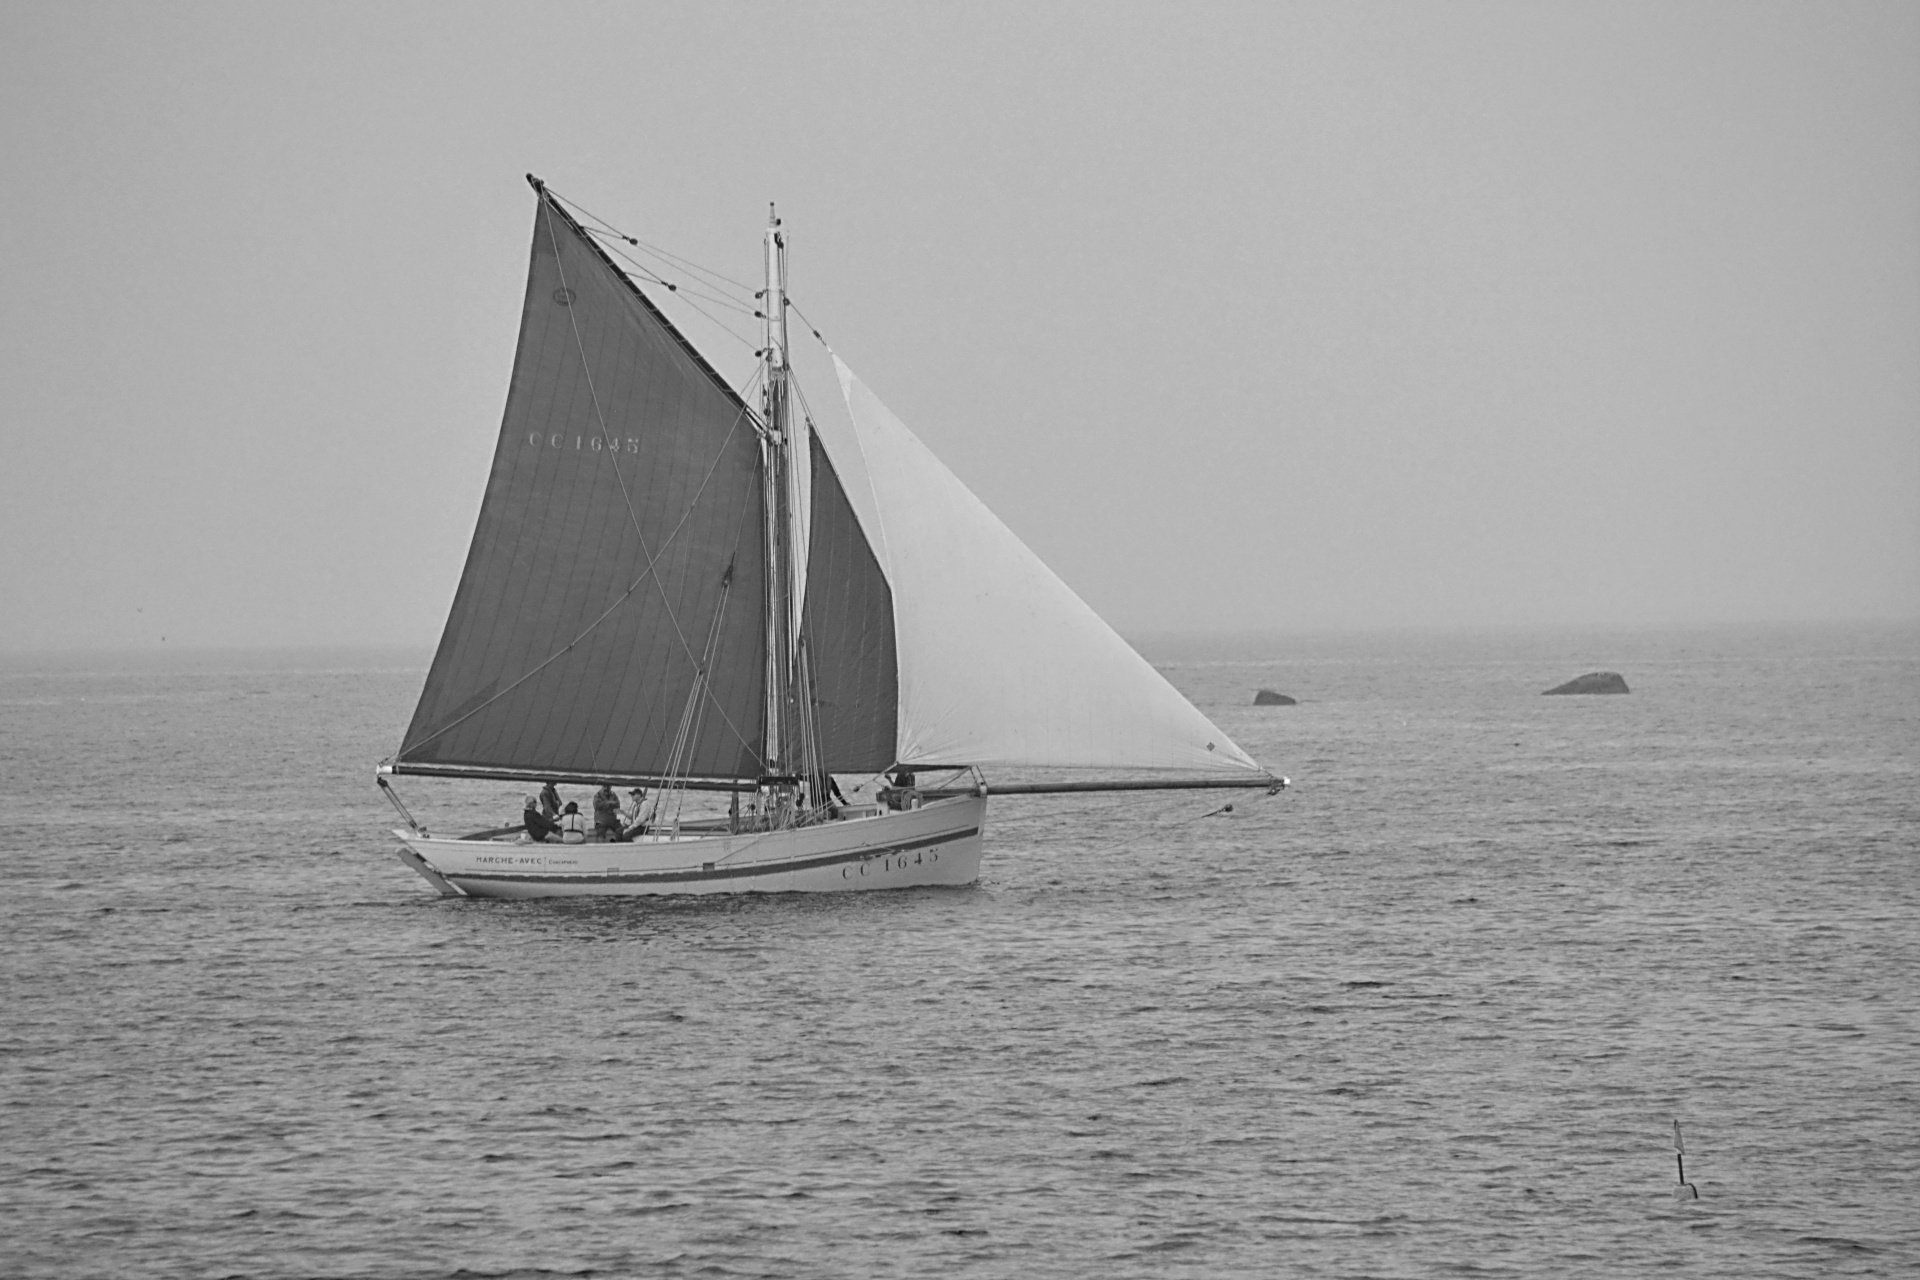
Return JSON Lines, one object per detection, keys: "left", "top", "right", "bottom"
{"left": 825, "top": 356, "right": 1260, "bottom": 773}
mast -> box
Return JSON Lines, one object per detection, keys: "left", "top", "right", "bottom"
{"left": 760, "top": 206, "right": 800, "bottom": 820}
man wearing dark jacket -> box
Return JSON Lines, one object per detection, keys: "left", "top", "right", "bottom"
{"left": 523, "top": 794, "right": 562, "bottom": 843}
{"left": 593, "top": 783, "right": 622, "bottom": 841}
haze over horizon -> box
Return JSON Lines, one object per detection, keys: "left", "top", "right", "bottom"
{"left": 4, "top": 2, "right": 1916, "bottom": 652}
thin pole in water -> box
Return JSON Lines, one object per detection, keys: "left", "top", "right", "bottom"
{"left": 1673, "top": 1119, "right": 1699, "bottom": 1200}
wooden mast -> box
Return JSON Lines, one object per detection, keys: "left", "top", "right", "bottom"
{"left": 760, "top": 206, "right": 799, "bottom": 825}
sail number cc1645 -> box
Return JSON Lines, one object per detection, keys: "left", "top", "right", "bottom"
{"left": 527, "top": 433, "right": 643, "bottom": 453}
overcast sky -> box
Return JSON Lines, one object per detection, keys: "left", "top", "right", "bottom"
{"left": 3, "top": 1, "right": 1915, "bottom": 650}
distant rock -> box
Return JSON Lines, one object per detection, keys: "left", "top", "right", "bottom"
{"left": 1543, "top": 671, "right": 1629, "bottom": 696}
{"left": 1253, "top": 689, "right": 1297, "bottom": 706}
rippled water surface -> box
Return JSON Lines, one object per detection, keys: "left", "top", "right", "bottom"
{"left": 3, "top": 625, "right": 1917, "bottom": 1278}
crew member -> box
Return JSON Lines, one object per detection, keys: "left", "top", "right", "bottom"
{"left": 523, "top": 794, "right": 562, "bottom": 843}
{"left": 539, "top": 781, "right": 562, "bottom": 820}
{"left": 622, "top": 787, "right": 650, "bottom": 839}
{"left": 593, "top": 783, "right": 622, "bottom": 841}
{"left": 558, "top": 801, "right": 589, "bottom": 844}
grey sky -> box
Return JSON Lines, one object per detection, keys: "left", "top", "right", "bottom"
{"left": 3, "top": 1, "right": 1915, "bottom": 650}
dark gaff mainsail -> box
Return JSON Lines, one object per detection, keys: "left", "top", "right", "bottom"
{"left": 396, "top": 185, "right": 771, "bottom": 785}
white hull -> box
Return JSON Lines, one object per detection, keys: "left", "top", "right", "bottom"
{"left": 394, "top": 795, "right": 986, "bottom": 899}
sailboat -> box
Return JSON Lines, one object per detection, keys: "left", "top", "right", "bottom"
{"left": 377, "top": 176, "right": 1282, "bottom": 899}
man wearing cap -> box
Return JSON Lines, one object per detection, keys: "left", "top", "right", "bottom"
{"left": 622, "top": 787, "right": 649, "bottom": 838}
{"left": 523, "top": 794, "right": 562, "bottom": 843}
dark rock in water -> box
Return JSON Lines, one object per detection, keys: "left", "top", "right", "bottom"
{"left": 1253, "top": 689, "right": 1297, "bottom": 706}
{"left": 1544, "top": 671, "right": 1629, "bottom": 695}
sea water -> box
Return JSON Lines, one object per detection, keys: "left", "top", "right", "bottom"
{"left": 2, "top": 624, "right": 1916, "bottom": 1278}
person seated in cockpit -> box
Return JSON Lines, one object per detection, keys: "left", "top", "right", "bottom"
{"left": 620, "top": 787, "right": 649, "bottom": 839}
{"left": 523, "top": 794, "right": 562, "bottom": 843}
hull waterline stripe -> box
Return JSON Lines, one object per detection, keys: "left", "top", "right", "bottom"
{"left": 440, "top": 826, "right": 979, "bottom": 886}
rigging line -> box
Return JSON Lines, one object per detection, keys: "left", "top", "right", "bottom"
{"left": 789, "top": 369, "right": 823, "bottom": 443}
{"left": 679, "top": 563, "right": 733, "bottom": 783}
{"left": 400, "top": 399, "right": 754, "bottom": 763}
{"left": 542, "top": 198, "right": 716, "bottom": 685}
{"left": 590, "top": 221, "right": 758, "bottom": 298}
{"left": 554, "top": 200, "right": 815, "bottom": 768}
{"left": 786, "top": 372, "right": 823, "bottom": 558}
{"left": 663, "top": 566, "right": 732, "bottom": 787}
{"left": 579, "top": 231, "right": 762, "bottom": 351}
{"left": 402, "top": 213, "right": 766, "bottom": 762}
{"left": 786, "top": 380, "right": 819, "bottom": 578}
{"left": 788, "top": 299, "right": 831, "bottom": 350}
{"left": 568, "top": 422, "right": 769, "bottom": 768}
{"left": 733, "top": 359, "right": 770, "bottom": 439}
{"left": 585, "top": 232, "right": 761, "bottom": 318}
{"left": 667, "top": 292, "right": 761, "bottom": 353}
{"left": 656, "top": 565, "right": 735, "bottom": 814}
{"left": 736, "top": 359, "right": 767, "bottom": 401}
{"left": 585, "top": 238, "right": 757, "bottom": 313}
{"left": 548, "top": 187, "right": 757, "bottom": 294}
{"left": 582, "top": 244, "right": 764, "bottom": 352}
{"left": 696, "top": 471, "right": 765, "bottom": 767}
{"left": 584, "top": 243, "right": 680, "bottom": 293}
